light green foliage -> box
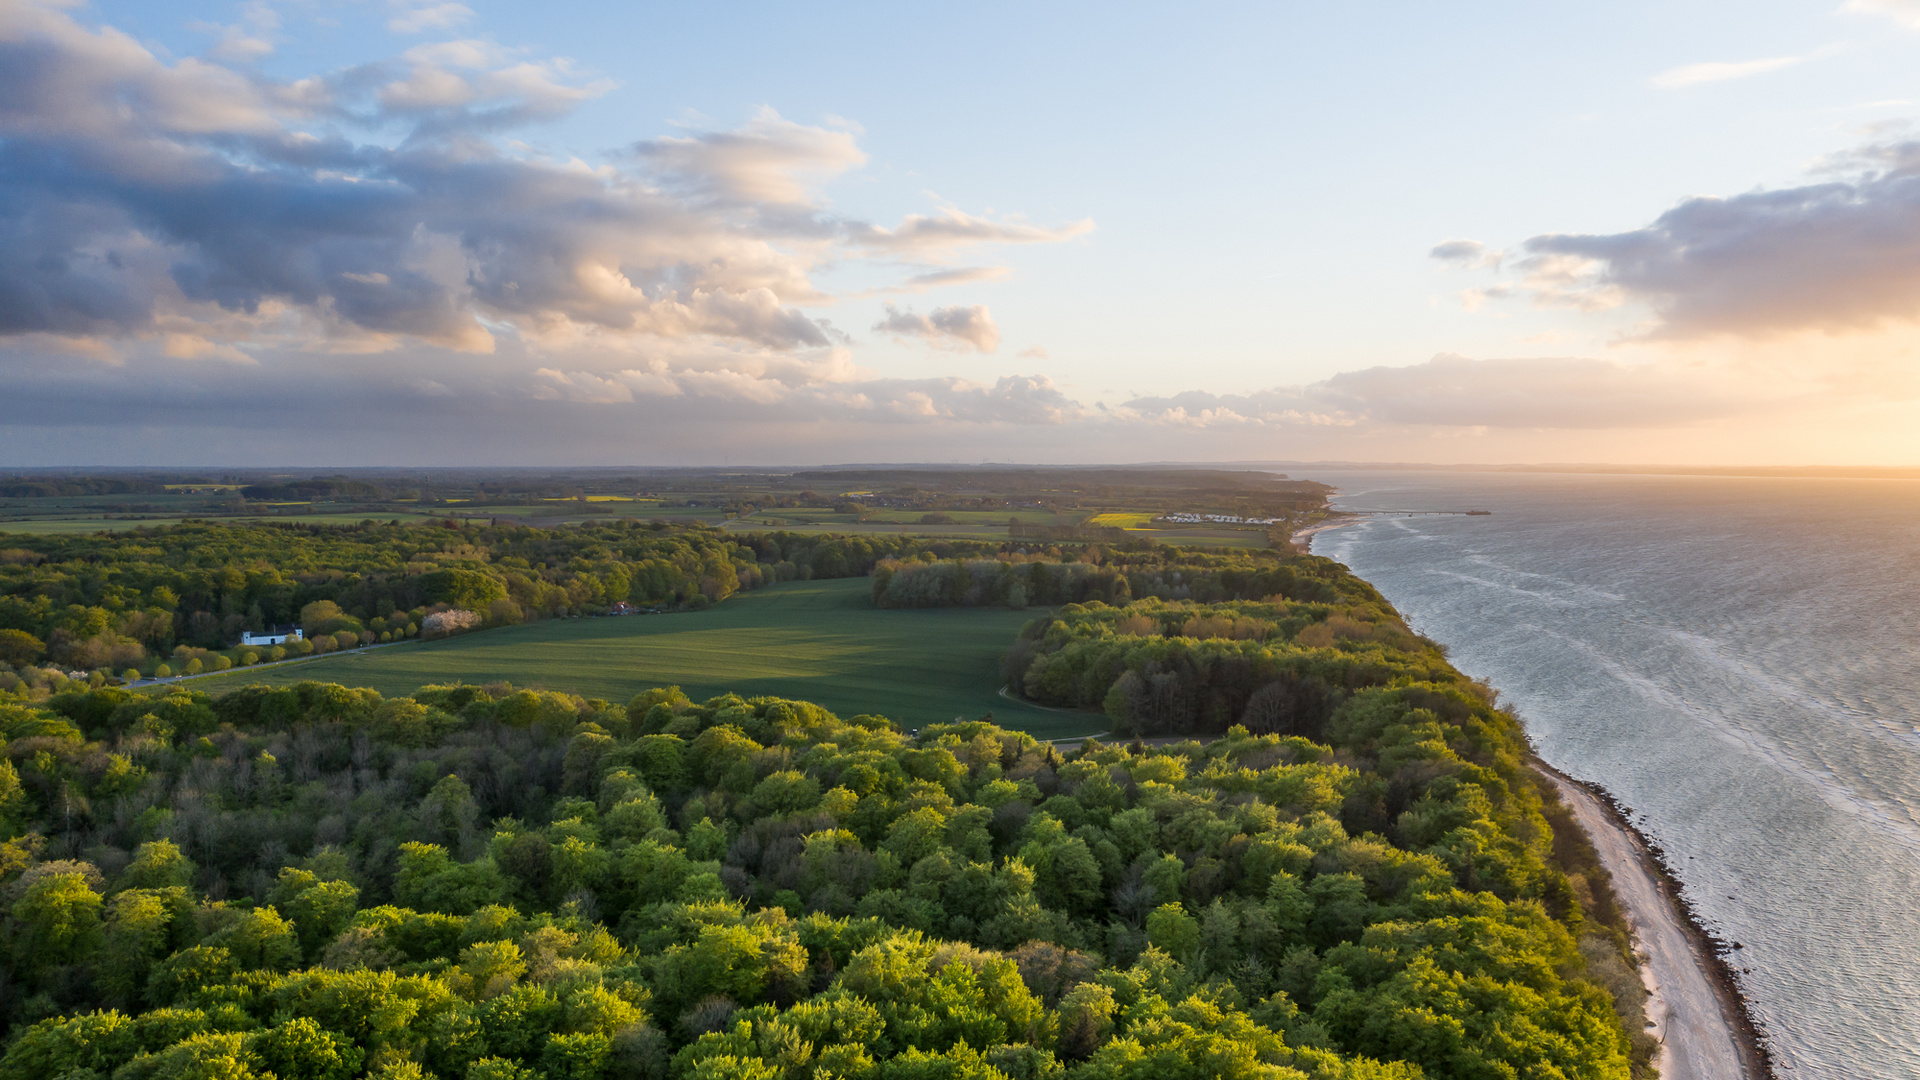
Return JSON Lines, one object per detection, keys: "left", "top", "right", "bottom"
{"left": 13, "top": 869, "right": 104, "bottom": 968}
{"left": 204, "top": 906, "right": 301, "bottom": 973}
{"left": 0, "top": 543, "right": 1642, "bottom": 1080}
{"left": 273, "top": 870, "right": 361, "bottom": 959}
{"left": 1145, "top": 904, "right": 1201, "bottom": 962}
{"left": 251, "top": 1016, "right": 364, "bottom": 1080}
{"left": 392, "top": 842, "right": 507, "bottom": 915}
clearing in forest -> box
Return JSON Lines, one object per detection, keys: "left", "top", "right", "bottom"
{"left": 188, "top": 577, "right": 1105, "bottom": 739}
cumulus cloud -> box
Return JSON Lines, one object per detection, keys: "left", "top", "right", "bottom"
{"left": 873, "top": 304, "right": 1002, "bottom": 352}
{"left": 636, "top": 107, "right": 867, "bottom": 204}
{"left": 0, "top": 0, "right": 1135, "bottom": 465}
{"left": 0, "top": 0, "right": 1087, "bottom": 383}
{"left": 1516, "top": 138, "right": 1920, "bottom": 337}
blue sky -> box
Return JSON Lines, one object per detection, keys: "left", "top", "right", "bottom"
{"left": 7, "top": 0, "right": 1920, "bottom": 464}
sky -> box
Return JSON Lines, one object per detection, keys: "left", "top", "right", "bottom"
{"left": 6, "top": 0, "right": 1920, "bottom": 466}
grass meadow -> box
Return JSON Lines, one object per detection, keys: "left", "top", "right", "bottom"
{"left": 187, "top": 577, "right": 1109, "bottom": 740}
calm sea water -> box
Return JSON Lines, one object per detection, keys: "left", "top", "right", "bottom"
{"left": 1306, "top": 470, "right": 1920, "bottom": 1079}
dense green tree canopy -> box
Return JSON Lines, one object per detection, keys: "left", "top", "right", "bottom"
{"left": 0, "top": 533, "right": 1656, "bottom": 1079}
{"left": 0, "top": 654, "right": 1651, "bottom": 1079}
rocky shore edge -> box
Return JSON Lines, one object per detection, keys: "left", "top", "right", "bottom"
{"left": 1529, "top": 754, "right": 1774, "bottom": 1079}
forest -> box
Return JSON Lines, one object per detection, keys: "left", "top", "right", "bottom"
{"left": 872, "top": 552, "right": 1449, "bottom": 741}
{"left": 999, "top": 589, "right": 1456, "bottom": 741}
{"left": 870, "top": 551, "right": 1370, "bottom": 612}
{"left": 0, "top": 656, "right": 1652, "bottom": 1080}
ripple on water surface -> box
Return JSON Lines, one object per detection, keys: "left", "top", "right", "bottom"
{"left": 1309, "top": 470, "right": 1920, "bottom": 1079}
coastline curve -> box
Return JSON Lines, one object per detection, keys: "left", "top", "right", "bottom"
{"left": 1531, "top": 756, "right": 1773, "bottom": 1080}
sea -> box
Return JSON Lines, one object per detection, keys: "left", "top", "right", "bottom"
{"left": 1304, "top": 470, "right": 1920, "bottom": 1079}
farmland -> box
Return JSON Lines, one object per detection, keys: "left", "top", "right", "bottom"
{"left": 188, "top": 576, "right": 1107, "bottom": 739}
{"left": 0, "top": 465, "right": 1327, "bottom": 546}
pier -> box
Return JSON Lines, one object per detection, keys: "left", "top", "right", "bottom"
{"left": 1336, "top": 508, "right": 1493, "bottom": 516}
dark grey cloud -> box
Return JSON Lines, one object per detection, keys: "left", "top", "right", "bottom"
{"left": 1521, "top": 140, "right": 1920, "bottom": 337}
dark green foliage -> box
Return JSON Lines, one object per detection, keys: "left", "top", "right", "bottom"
{"left": 1000, "top": 582, "right": 1463, "bottom": 741}
{"left": 873, "top": 550, "right": 1368, "bottom": 611}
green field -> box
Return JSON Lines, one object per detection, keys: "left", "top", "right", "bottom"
{"left": 188, "top": 577, "right": 1108, "bottom": 740}
{"left": 0, "top": 511, "right": 459, "bottom": 536}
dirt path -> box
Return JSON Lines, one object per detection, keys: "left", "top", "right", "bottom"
{"left": 1536, "top": 764, "right": 1768, "bottom": 1080}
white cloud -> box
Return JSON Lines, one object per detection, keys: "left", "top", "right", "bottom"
{"left": 873, "top": 304, "right": 1002, "bottom": 352}
{"left": 1519, "top": 137, "right": 1920, "bottom": 337}
{"left": 0, "top": 2, "right": 1085, "bottom": 368}
{"left": 851, "top": 208, "right": 1095, "bottom": 254}
{"left": 389, "top": 2, "right": 475, "bottom": 33}
{"left": 1842, "top": 0, "right": 1920, "bottom": 29}
{"left": 1119, "top": 354, "right": 1763, "bottom": 431}
{"left": 853, "top": 267, "right": 1014, "bottom": 299}
{"left": 534, "top": 367, "right": 635, "bottom": 403}
{"left": 637, "top": 107, "right": 866, "bottom": 204}
{"left": 1651, "top": 56, "right": 1803, "bottom": 89}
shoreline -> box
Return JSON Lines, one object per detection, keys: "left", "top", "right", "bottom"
{"left": 1528, "top": 755, "right": 1773, "bottom": 1080}
{"left": 1288, "top": 513, "right": 1361, "bottom": 550}
{"left": 1297, "top": 505, "right": 1770, "bottom": 1078}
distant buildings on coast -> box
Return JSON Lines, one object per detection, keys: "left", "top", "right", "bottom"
{"left": 1158, "top": 512, "right": 1283, "bottom": 525}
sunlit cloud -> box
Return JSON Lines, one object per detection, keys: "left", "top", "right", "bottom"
{"left": 0, "top": 0, "right": 1082, "bottom": 378}
{"left": 1651, "top": 56, "right": 1804, "bottom": 89}
{"left": 636, "top": 106, "right": 866, "bottom": 204}
{"left": 1842, "top": 0, "right": 1920, "bottom": 30}
{"left": 873, "top": 304, "right": 1002, "bottom": 352}
{"left": 1518, "top": 138, "right": 1920, "bottom": 337}
{"left": 849, "top": 267, "right": 1014, "bottom": 299}
{"left": 849, "top": 208, "right": 1095, "bottom": 255}
{"left": 1117, "top": 354, "right": 1761, "bottom": 431}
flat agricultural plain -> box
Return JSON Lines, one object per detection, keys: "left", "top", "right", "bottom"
{"left": 188, "top": 577, "right": 1107, "bottom": 740}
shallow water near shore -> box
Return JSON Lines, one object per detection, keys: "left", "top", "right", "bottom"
{"left": 1306, "top": 470, "right": 1920, "bottom": 1079}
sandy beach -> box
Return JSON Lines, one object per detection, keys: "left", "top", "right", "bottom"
{"left": 1533, "top": 759, "right": 1771, "bottom": 1080}
{"left": 1288, "top": 514, "right": 1361, "bottom": 549}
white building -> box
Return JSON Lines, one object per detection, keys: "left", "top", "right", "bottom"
{"left": 1159, "top": 512, "right": 1282, "bottom": 526}
{"left": 240, "top": 627, "right": 304, "bottom": 647}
